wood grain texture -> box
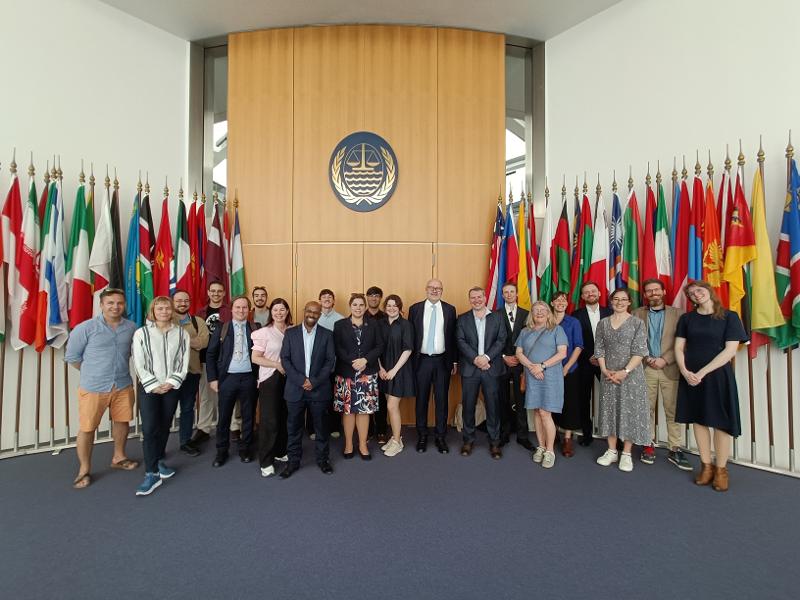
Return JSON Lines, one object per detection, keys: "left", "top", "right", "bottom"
{"left": 435, "top": 243, "right": 491, "bottom": 314}
{"left": 295, "top": 243, "right": 364, "bottom": 314}
{"left": 241, "top": 244, "right": 294, "bottom": 311}
{"left": 362, "top": 243, "right": 434, "bottom": 313}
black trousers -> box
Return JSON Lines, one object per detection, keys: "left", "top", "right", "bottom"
{"left": 217, "top": 372, "right": 257, "bottom": 452}
{"left": 498, "top": 365, "right": 529, "bottom": 442}
{"left": 287, "top": 394, "right": 330, "bottom": 466}
{"left": 415, "top": 354, "right": 451, "bottom": 438}
{"left": 139, "top": 386, "right": 180, "bottom": 473}
{"left": 307, "top": 375, "right": 341, "bottom": 435}
{"left": 461, "top": 372, "right": 501, "bottom": 445}
{"left": 577, "top": 363, "right": 600, "bottom": 439}
{"left": 257, "top": 372, "right": 288, "bottom": 467}
{"left": 177, "top": 373, "right": 201, "bottom": 446}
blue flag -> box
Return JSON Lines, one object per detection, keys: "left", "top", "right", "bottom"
{"left": 609, "top": 192, "right": 624, "bottom": 292}
{"left": 124, "top": 193, "right": 142, "bottom": 325}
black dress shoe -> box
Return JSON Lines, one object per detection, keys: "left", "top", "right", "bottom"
{"left": 319, "top": 461, "right": 333, "bottom": 474}
{"left": 517, "top": 438, "right": 535, "bottom": 451}
{"left": 359, "top": 450, "right": 372, "bottom": 461}
{"left": 490, "top": 445, "right": 503, "bottom": 460}
{"left": 416, "top": 437, "right": 428, "bottom": 453}
{"left": 460, "top": 442, "right": 473, "bottom": 457}
{"left": 190, "top": 430, "right": 210, "bottom": 444}
{"left": 239, "top": 451, "right": 252, "bottom": 463}
{"left": 212, "top": 451, "right": 228, "bottom": 467}
{"left": 435, "top": 438, "right": 449, "bottom": 454}
{"left": 343, "top": 450, "right": 355, "bottom": 460}
{"left": 279, "top": 464, "right": 299, "bottom": 479}
{"left": 578, "top": 435, "right": 593, "bottom": 447}
{"left": 498, "top": 436, "right": 510, "bottom": 447}
{"left": 180, "top": 443, "right": 200, "bottom": 457}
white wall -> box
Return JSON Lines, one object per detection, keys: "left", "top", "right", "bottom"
{"left": 545, "top": 0, "right": 800, "bottom": 470}
{"left": 0, "top": 0, "right": 190, "bottom": 452}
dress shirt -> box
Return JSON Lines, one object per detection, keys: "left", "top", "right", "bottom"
{"left": 474, "top": 309, "right": 490, "bottom": 356}
{"left": 251, "top": 325, "right": 285, "bottom": 383}
{"left": 421, "top": 300, "right": 445, "bottom": 355}
{"left": 64, "top": 315, "right": 136, "bottom": 392}
{"left": 318, "top": 309, "right": 345, "bottom": 331}
{"left": 647, "top": 307, "right": 665, "bottom": 358}
{"left": 586, "top": 304, "right": 601, "bottom": 338}
{"left": 227, "top": 321, "right": 252, "bottom": 373}
{"left": 302, "top": 324, "right": 318, "bottom": 377}
{"left": 506, "top": 304, "right": 517, "bottom": 327}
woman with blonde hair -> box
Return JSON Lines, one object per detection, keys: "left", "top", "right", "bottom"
{"left": 132, "top": 296, "right": 190, "bottom": 496}
{"left": 515, "top": 301, "right": 568, "bottom": 469}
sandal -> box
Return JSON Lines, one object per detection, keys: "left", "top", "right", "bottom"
{"left": 72, "top": 473, "right": 92, "bottom": 489}
{"left": 110, "top": 458, "right": 139, "bottom": 471}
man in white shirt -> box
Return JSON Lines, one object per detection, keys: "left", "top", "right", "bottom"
{"left": 498, "top": 282, "right": 533, "bottom": 450}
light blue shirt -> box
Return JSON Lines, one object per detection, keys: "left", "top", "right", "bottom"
{"left": 318, "top": 309, "right": 344, "bottom": 332}
{"left": 647, "top": 308, "right": 665, "bottom": 358}
{"left": 64, "top": 315, "right": 136, "bottom": 392}
{"left": 302, "top": 324, "right": 318, "bottom": 377}
{"left": 227, "top": 321, "right": 252, "bottom": 373}
{"left": 474, "top": 309, "right": 490, "bottom": 356}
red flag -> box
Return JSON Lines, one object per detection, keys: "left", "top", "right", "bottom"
{"left": 485, "top": 203, "right": 504, "bottom": 310}
{"left": 553, "top": 201, "right": 571, "bottom": 294}
{"left": 528, "top": 194, "right": 540, "bottom": 297}
{"left": 640, "top": 181, "right": 658, "bottom": 284}
{"left": 205, "top": 203, "right": 228, "bottom": 299}
{"left": 568, "top": 194, "right": 592, "bottom": 311}
{"left": 671, "top": 179, "right": 691, "bottom": 308}
{"left": 702, "top": 179, "right": 726, "bottom": 305}
{"left": 153, "top": 198, "right": 173, "bottom": 297}
{"left": 196, "top": 197, "right": 208, "bottom": 308}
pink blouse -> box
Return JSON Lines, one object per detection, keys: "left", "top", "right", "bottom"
{"left": 251, "top": 325, "right": 285, "bottom": 383}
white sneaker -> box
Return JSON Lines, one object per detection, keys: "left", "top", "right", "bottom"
{"left": 309, "top": 433, "right": 316, "bottom": 441}
{"left": 619, "top": 452, "right": 634, "bottom": 472}
{"left": 384, "top": 438, "right": 404, "bottom": 457}
{"left": 532, "top": 446, "right": 545, "bottom": 463}
{"left": 596, "top": 449, "right": 619, "bottom": 466}
{"left": 330, "top": 431, "right": 340, "bottom": 439}
{"left": 381, "top": 439, "right": 392, "bottom": 451}
{"left": 541, "top": 450, "right": 556, "bottom": 469}
{"left": 260, "top": 466, "right": 275, "bottom": 477}
{"left": 275, "top": 455, "right": 288, "bottom": 462}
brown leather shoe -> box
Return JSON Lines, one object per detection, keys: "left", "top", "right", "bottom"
{"left": 712, "top": 466, "right": 729, "bottom": 492}
{"left": 561, "top": 437, "right": 574, "bottom": 458}
{"left": 460, "top": 443, "right": 473, "bottom": 457}
{"left": 694, "top": 462, "right": 715, "bottom": 486}
{"left": 489, "top": 445, "right": 502, "bottom": 460}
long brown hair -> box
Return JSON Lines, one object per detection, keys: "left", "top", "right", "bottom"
{"left": 684, "top": 280, "right": 725, "bottom": 319}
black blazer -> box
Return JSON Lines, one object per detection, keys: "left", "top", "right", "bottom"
{"left": 408, "top": 299, "right": 458, "bottom": 365}
{"left": 332, "top": 317, "right": 384, "bottom": 378}
{"left": 455, "top": 310, "right": 507, "bottom": 377}
{"left": 571, "top": 306, "right": 612, "bottom": 367}
{"left": 500, "top": 305, "right": 529, "bottom": 356}
{"left": 279, "top": 324, "right": 336, "bottom": 403}
{"left": 205, "top": 320, "right": 260, "bottom": 384}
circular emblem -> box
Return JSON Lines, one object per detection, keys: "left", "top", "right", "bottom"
{"left": 329, "top": 131, "right": 398, "bottom": 212}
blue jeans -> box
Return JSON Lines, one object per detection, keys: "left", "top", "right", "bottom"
{"left": 178, "top": 373, "right": 201, "bottom": 446}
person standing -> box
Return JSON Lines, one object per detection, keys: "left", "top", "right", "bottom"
{"left": 675, "top": 280, "right": 747, "bottom": 492}
{"left": 571, "top": 281, "right": 612, "bottom": 446}
{"left": 172, "top": 290, "right": 209, "bottom": 457}
{"left": 279, "top": 301, "right": 336, "bottom": 478}
{"left": 65, "top": 288, "right": 139, "bottom": 489}
{"left": 365, "top": 285, "right": 389, "bottom": 445}
{"left": 317, "top": 288, "right": 345, "bottom": 439}
{"left": 250, "top": 286, "right": 270, "bottom": 327}
{"left": 132, "top": 297, "right": 190, "bottom": 496}
{"left": 206, "top": 295, "right": 259, "bottom": 467}
{"left": 378, "top": 295, "right": 414, "bottom": 457}
{"left": 632, "top": 279, "right": 690, "bottom": 470}
{"left": 408, "top": 279, "right": 458, "bottom": 454}
{"left": 497, "top": 282, "right": 533, "bottom": 450}
{"left": 549, "top": 291, "right": 584, "bottom": 457}
{"left": 455, "top": 287, "right": 507, "bottom": 459}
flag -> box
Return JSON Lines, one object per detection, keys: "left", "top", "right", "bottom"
{"left": 153, "top": 197, "right": 173, "bottom": 297}
{"left": 90, "top": 185, "right": 114, "bottom": 313}
{"left": 517, "top": 197, "right": 531, "bottom": 310}
{"left": 748, "top": 167, "right": 786, "bottom": 356}
{"left": 527, "top": 192, "right": 539, "bottom": 301}
{"left": 671, "top": 178, "right": 691, "bottom": 308}
{"left": 701, "top": 178, "right": 726, "bottom": 304}
{"left": 230, "top": 203, "right": 246, "bottom": 297}
{"left": 486, "top": 203, "right": 504, "bottom": 309}
{"left": 722, "top": 165, "right": 756, "bottom": 319}
{"left": 34, "top": 179, "right": 68, "bottom": 351}
{"left": 609, "top": 190, "right": 623, "bottom": 294}
{"left": 554, "top": 200, "right": 571, "bottom": 295}
{"left": 124, "top": 193, "right": 143, "bottom": 325}
{"left": 205, "top": 202, "right": 228, "bottom": 298}
{"left": 195, "top": 197, "right": 208, "bottom": 310}
{"left": 499, "top": 199, "right": 519, "bottom": 308}
{"left": 1, "top": 171, "right": 22, "bottom": 342}
{"left": 640, "top": 181, "right": 658, "bottom": 284}
{"left": 654, "top": 177, "right": 673, "bottom": 301}
{"left": 688, "top": 173, "right": 705, "bottom": 282}
{"left": 109, "top": 185, "right": 125, "bottom": 289}
{"left": 222, "top": 202, "right": 232, "bottom": 297}
{"left": 773, "top": 158, "right": 800, "bottom": 347}
{"left": 537, "top": 196, "right": 555, "bottom": 303}
{"left": 37, "top": 174, "right": 49, "bottom": 238}
{"left": 187, "top": 197, "right": 202, "bottom": 312}
{"left": 622, "top": 189, "right": 643, "bottom": 308}
{"left": 569, "top": 193, "right": 593, "bottom": 311}
{"left": 13, "top": 173, "right": 40, "bottom": 348}
{"left": 586, "top": 195, "right": 609, "bottom": 305}
{"left": 718, "top": 166, "right": 733, "bottom": 252}
{"left": 139, "top": 191, "right": 155, "bottom": 318}
{"left": 65, "top": 180, "right": 94, "bottom": 327}
{"left": 174, "top": 195, "right": 191, "bottom": 295}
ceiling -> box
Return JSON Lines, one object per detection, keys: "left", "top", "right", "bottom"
{"left": 100, "top": 0, "right": 623, "bottom": 44}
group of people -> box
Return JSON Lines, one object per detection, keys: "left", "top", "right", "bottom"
{"left": 63, "top": 274, "right": 746, "bottom": 496}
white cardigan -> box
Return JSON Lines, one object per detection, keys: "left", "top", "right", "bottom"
{"left": 132, "top": 322, "right": 190, "bottom": 393}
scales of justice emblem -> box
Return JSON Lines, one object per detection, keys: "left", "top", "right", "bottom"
{"left": 329, "top": 131, "right": 398, "bottom": 212}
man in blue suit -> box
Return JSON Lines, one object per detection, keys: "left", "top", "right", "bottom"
{"left": 279, "top": 300, "right": 336, "bottom": 478}
{"left": 455, "top": 286, "right": 507, "bottom": 459}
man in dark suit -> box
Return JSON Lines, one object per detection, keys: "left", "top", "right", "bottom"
{"left": 408, "top": 278, "right": 458, "bottom": 454}
{"left": 571, "top": 281, "right": 612, "bottom": 446}
{"left": 279, "top": 300, "right": 336, "bottom": 478}
{"left": 456, "top": 286, "right": 507, "bottom": 459}
{"left": 206, "top": 296, "right": 260, "bottom": 467}
{"left": 498, "top": 282, "right": 533, "bottom": 450}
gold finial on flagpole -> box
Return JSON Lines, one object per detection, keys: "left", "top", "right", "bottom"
{"left": 595, "top": 173, "right": 602, "bottom": 198}
{"left": 672, "top": 157, "right": 678, "bottom": 184}
{"left": 561, "top": 175, "right": 567, "bottom": 204}
{"left": 105, "top": 165, "right": 111, "bottom": 190}
{"left": 656, "top": 161, "right": 662, "bottom": 186}
{"left": 201, "top": 191, "right": 206, "bottom": 205}
{"left": 627, "top": 165, "right": 633, "bottom": 192}
{"left": 57, "top": 156, "right": 62, "bottom": 182}
{"left": 234, "top": 189, "right": 239, "bottom": 209}
{"left": 79, "top": 159, "right": 85, "bottom": 184}
{"left": 574, "top": 175, "right": 579, "bottom": 201}
{"left": 645, "top": 162, "right": 651, "bottom": 187}
{"left": 44, "top": 159, "right": 51, "bottom": 185}
{"left": 724, "top": 145, "right": 732, "bottom": 173}
{"left": 612, "top": 170, "right": 618, "bottom": 194}
{"left": 179, "top": 178, "right": 184, "bottom": 203}
{"left": 707, "top": 150, "right": 714, "bottom": 181}
{"left": 193, "top": 184, "right": 198, "bottom": 203}
{"left": 508, "top": 187, "right": 513, "bottom": 206}
{"left": 757, "top": 135, "right": 765, "bottom": 166}
{"left": 164, "top": 176, "right": 169, "bottom": 199}
{"left": 582, "top": 172, "right": 588, "bottom": 196}
{"left": 544, "top": 177, "right": 550, "bottom": 205}
{"left": 787, "top": 130, "right": 794, "bottom": 161}
{"left": 137, "top": 170, "right": 143, "bottom": 194}
{"left": 28, "top": 152, "right": 35, "bottom": 179}
{"left": 694, "top": 151, "right": 701, "bottom": 177}
{"left": 681, "top": 155, "right": 687, "bottom": 180}
{"left": 113, "top": 168, "right": 119, "bottom": 191}
{"left": 738, "top": 139, "right": 745, "bottom": 168}
{"left": 145, "top": 172, "right": 150, "bottom": 195}
{"left": 89, "top": 162, "right": 95, "bottom": 190}
{"left": 10, "top": 147, "right": 17, "bottom": 175}
{"left": 50, "top": 156, "right": 57, "bottom": 182}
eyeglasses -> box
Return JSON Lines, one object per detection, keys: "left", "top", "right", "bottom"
{"left": 611, "top": 298, "right": 630, "bottom": 303}
{"left": 427, "top": 286, "right": 443, "bottom": 292}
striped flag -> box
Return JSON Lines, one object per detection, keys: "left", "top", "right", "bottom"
{"left": 124, "top": 193, "right": 143, "bottom": 325}
{"left": 1, "top": 169, "right": 22, "bottom": 342}
{"left": 139, "top": 191, "right": 155, "bottom": 316}
{"left": 773, "top": 158, "right": 800, "bottom": 347}
{"left": 34, "top": 179, "right": 68, "bottom": 351}
{"left": 608, "top": 190, "right": 623, "bottom": 294}
{"left": 527, "top": 192, "right": 539, "bottom": 301}
{"left": 640, "top": 181, "right": 658, "bottom": 284}
{"left": 654, "top": 177, "right": 673, "bottom": 301}
{"left": 722, "top": 164, "right": 756, "bottom": 319}
{"left": 622, "top": 189, "right": 643, "bottom": 308}
{"left": 586, "top": 194, "right": 609, "bottom": 306}
{"left": 671, "top": 178, "right": 691, "bottom": 308}
{"left": 688, "top": 172, "right": 704, "bottom": 282}
{"left": 486, "top": 202, "right": 504, "bottom": 310}
{"left": 174, "top": 195, "right": 191, "bottom": 295}
{"left": 554, "top": 200, "right": 571, "bottom": 296}
{"left": 499, "top": 198, "right": 519, "bottom": 309}
{"left": 205, "top": 202, "right": 228, "bottom": 297}
{"left": 65, "top": 179, "right": 94, "bottom": 327}
{"left": 537, "top": 196, "right": 555, "bottom": 303}
{"left": 230, "top": 203, "right": 245, "bottom": 297}
{"left": 517, "top": 197, "right": 531, "bottom": 310}
{"left": 568, "top": 193, "right": 593, "bottom": 311}
{"left": 702, "top": 177, "right": 726, "bottom": 304}
{"left": 90, "top": 185, "right": 114, "bottom": 313}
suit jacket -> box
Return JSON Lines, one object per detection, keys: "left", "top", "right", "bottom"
{"left": 280, "top": 324, "right": 336, "bottom": 403}
{"left": 500, "top": 305, "right": 529, "bottom": 356}
{"left": 632, "top": 305, "right": 683, "bottom": 380}
{"left": 333, "top": 317, "right": 385, "bottom": 378}
{"left": 572, "top": 305, "right": 612, "bottom": 369}
{"left": 205, "top": 320, "right": 259, "bottom": 384}
{"left": 455, "top": 310, "right": 507, "bottom": 377}
{"left": 408, "top": 299, "right": 458, "bottom": 365}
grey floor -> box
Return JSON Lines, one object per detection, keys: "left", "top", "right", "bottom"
{"left": 1, "top": 429, "right": 798, "bottom": 600}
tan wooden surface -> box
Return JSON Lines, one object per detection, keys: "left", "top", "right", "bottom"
{"left": 242, "top": 243, "right": 294, "bottom": 310}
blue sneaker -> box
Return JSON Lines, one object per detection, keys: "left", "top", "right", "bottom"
{"left": 157, "top": 461, "right": 176, "bottom": 479}
{"left": 136, "top": 472, "right": 162, "bottom": 496}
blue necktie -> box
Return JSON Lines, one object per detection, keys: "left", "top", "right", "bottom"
{"left": 427, "top": 305, "right": 437, "bottom": 354}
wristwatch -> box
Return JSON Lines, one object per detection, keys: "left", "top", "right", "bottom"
{"left": 540, "top": 363, "right": 547, "bottom": 371}
{"left": 623, "top": 367, "right": 631, "bottom": 374}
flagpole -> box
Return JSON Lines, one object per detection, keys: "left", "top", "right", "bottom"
{"left": 786, "top": 132, "right": 795, "bottom": 472}
{"left": 1, "top": 152, "right": 13, "bottom": 450}
{"left": 7, "top": 152, "right": 23, "bottom": 452}
{"left": 757, "top": 138, "right": 776, "bottom": 468}
{"left": 57, "top": 161, "right": 72, "bottom": 443}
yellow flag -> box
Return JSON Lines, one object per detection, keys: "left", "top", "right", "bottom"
{"left": 517, "top": 200, "right": 531, "bottom": 309}
{"left": 749, "top": 168, "right": 785, "bottom": 330}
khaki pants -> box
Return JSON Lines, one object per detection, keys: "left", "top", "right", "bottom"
{"left": 197, "top": 369, "right": 242, "bottom": 434}
{"left": 644, "top": 367, "right": 682, "bottom": 449}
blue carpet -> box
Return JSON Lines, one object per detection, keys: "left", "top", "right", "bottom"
{"left": 0, "top": 429, "right": 798, "bottom": 599}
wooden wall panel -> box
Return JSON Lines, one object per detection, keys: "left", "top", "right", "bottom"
{"left": 295, "top": 243, "right": 364, "bottom": 314}
{"left": 228, "top": 29, "right": 293, "bottom": 244}
{"left": 362, "top": 243, "right": 434, "bottom": 312}
{"left": 436, "top": 29, "right": 505, "bottom": 244}
{"left": 435, "top": 243, "right": 491, "bottom": 314}
{"left": 242, "top": 243, "right": 294, "bottom": 311}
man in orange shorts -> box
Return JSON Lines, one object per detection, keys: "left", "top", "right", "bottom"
{"left": 64, "top": 288, "right": 139, "bottom": 488}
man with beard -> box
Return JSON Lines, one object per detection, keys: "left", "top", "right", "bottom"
{"left": 250, "top": 286, "right": 270, "bottom": 326}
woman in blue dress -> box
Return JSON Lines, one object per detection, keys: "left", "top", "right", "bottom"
{"left": 515, "top": 301, "right": 568, "bottom": 469}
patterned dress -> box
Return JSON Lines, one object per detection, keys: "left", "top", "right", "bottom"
{"left": 594, "top": 315, "right": 650, "bottom": 445}
{"left": 334, "top": 322, "right": 379, "bottom": 415}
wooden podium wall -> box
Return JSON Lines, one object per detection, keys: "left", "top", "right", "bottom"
{"left": 228, "top": 25, "right": 505, "bottom": 423}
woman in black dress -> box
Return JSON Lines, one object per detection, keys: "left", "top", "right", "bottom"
{"left": 675, "top": 280, "right": 747, "bottom": 492}
{"left": 378, "top": 295, "right": 414, "bottom": 457}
